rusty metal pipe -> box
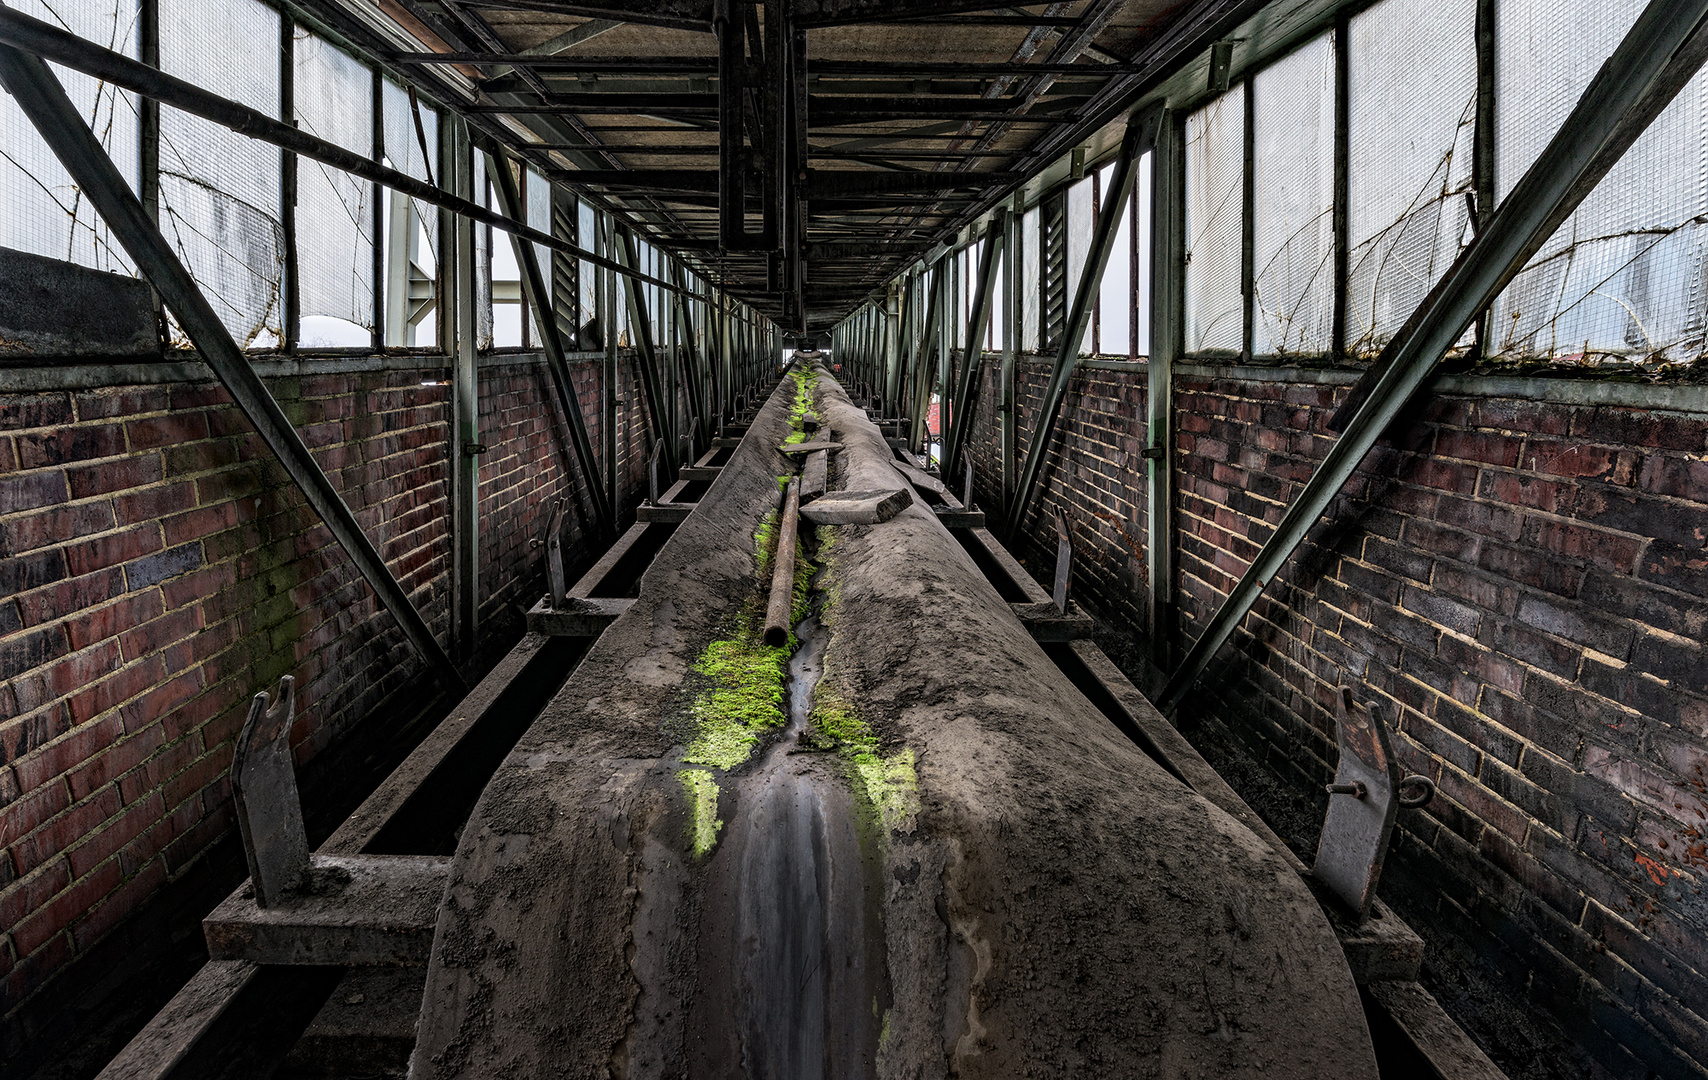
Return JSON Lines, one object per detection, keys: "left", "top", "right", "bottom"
{"left": 764, "top": 478, "right": 802, "bottom": 648}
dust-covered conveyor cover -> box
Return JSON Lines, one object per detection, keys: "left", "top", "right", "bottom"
{"left": 410, "top": 366, "right": 1378, "bottom": 1079}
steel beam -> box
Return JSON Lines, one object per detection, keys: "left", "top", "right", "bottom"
{"left": 485, "top": 140, "right": 615, "bottom": 537}
{"left": 942, "top": 209, "right": 1007, "bottom": 480}
{"left": 1000, "top": 193, "right": 1022, "bottom": 516}
{"left": 616, "top": 228, "right": 678, "bottom": 476}
{"left": 1006, "top": 109, "right": 1155, "bottom": 537}
{"left": 1157, "top": 0, "right": 1708, "bottom": 713}
{"left": 1147, "top": 110, "right": 1182, "bottom": 669}
{"left": 0, "top": 40, "right": 466, "bottom": 694}
{"left": 444, "top": 116, "right": 480, "bottom": 663}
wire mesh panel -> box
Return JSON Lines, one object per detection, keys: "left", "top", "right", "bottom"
{"left": 0, "top": 0, "right": 140, "bottom": 274}
{"left": 1066, "top": 175, "right": 1095, "bottom": 354}
{"left": 1251, "top": 35, "right": 1335, "bottom": 356}
{"left": 527, "top": 167, "right": 551, "bottom": 344}
{"left": 1097, "top": 161, "right": 1133, "bottom": 356}
{"left": 1185, "top": 83, "right": 1245, "bottom": 354}
{"left": 1022, "top": 206, "right": 1040, "bottom": 351}
{"left": 295, "top": 28, "right": 373, "bottom": 345}
{"left": 158, "top": 0, "right": 281, "bottom": 347}
{"left": 1493, "top": 0, "right": 1705, "bottom": 364}
{"left": 1345, "top": 0, "right": 1476, "bottom": 357}
{"left": 380, "top": 78, "right": 437, "bottom": 249}
{"left": 379, "top": 78, "right": 436, "bottom": 347}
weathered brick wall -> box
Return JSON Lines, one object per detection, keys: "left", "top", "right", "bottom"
{"left": 0, "top": 353, "right": 644, "bottom": 1023}
{"left": 962, "top": 355, "right": 1153, "bottom": 631}
{"left": 968, "top": 358, "right": 1708, "bottom": 1078}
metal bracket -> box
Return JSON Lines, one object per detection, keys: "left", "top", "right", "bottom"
{"left": 232, "top": 676, "right": 308, "bottom": 908}
{"left": 961, "top": 458, "right": 974, "bottom": 511}
{"left": 1313, "top": 687, "right": 1422, "bottom": 920}
{"left": 648, "top": 440, "right": 665, "bottom": 506}
{"left": 1052, "top": 510, "right": 1072, "bottom": 613}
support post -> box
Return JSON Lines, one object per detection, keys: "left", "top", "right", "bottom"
{"left": 0, "top": 41, "right": 465, "bottom": 695}
{"left": 1000, "top": 194, "right": 1022, "bottom": 516}
{"left": 445, "top": 116, "right": 480, "bottom": 664}
{"left": 1147, "top": 110, "right": 1182, "bottom": 669}
{"left": 1007, "top": 109, "right": 1156, "bottom": 537}
{"left": 616, "top": 228, "right": 676, "bottom": 476}
{"left": 1157, "top": 0, "right": 1708, "bottom": 713}
{"left": 943, "top": 208, "right": 1007, "bottom": 482}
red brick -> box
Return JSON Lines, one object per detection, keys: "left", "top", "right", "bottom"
{"left": 30, "top": 639, "right": 124, "bottom": 705}
{"left": 1521, "top": 439, "right": 1623, "bottom": 480}
{"left": 0, "top": 501, "right": 116, "bottom": 558}
{"left": 12, "top": 715, "right": 122, "bottom": 795}
{"left": 126, "top": 413, "right": 210, "bottom": 450}
{"left": 64, "top": 591, "right": 164, "bottom": 651}
{"left": 13, "top": 566, "right": 125, "bottom": 627}
{"left": 116, "top": 605, "right": 202, "bottom": 664}
{"left": 66, "top": 655, "right": 166, "bottom": 725}
{"left": 118, "top": 670, "right": 205, "bottom": 736}
{"left": 15, "top": 425, "right": 125, "bottom": 469}
{"left": 10, "top": 785, "right": 120, "bottom": 878}
{"left": 0, "top": 780, "right": 69, "bottom": 848}
{"left": 66, "top": 791, "right": 161, "bottom": 879}
{"left": 163, "top": 439, "right": 240, "bottom": 478}
{"left": 0, "top": 470, "right": 70, "bottom": 515}
{"left": 61, "top": 523, "right": 162, "bottom": 577}
{"left": 65, "top": 722, "right": 165, "bottom": 801}
{"left": 9, "top": 856, "right": 121, "bottom": 956}
{"left": 118, "top": 793, "right": 200, "bottom": 877}
{"left": 69, "top": 856, "right": 168, "bottom": 953}
{"left": 1523, "top": 518, "right": 1645, "bottom": 576}
{"left": 0, "top": 858, "right": 70, "bottom": 934}
{"left": 2, "top": 928, "right": 71, "bottom": 1005}
{"left": 160, "top": 562, "right": 236, "bottom": 610}
{"left": 0, "top": 394, "right": 72, "bottom": 431}
{"left": 65, "top": 454, "right": 162, "bottom": 498}
{"left": 161, "top": 501, "right": 244, "bottom": 547}
{"left": 1436, "top": 429, "right": 1523, "bottom": 467}
{"left": 72, "top": 386, "right": 171, "bottom": 420}
{"left": 111, "top": 481, "right": 198, "bottom": 526}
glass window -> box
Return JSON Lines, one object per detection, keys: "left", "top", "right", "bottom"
{"left": 1493, "top": 0, "right": 1706, "bottom": 362}
{"left": 1134, "top": 151, "right": 1153, "bottom": 356}
{"left": 0, "top": 0, "right": 140, "bottom": 276}
{"left": 1185, "top": 83, "right": 1245, "bottom": 353}
{"left": 1345, "top": 0, "right": 1476, "bottom": 357}
{"left": 1096, "top": 161, "right": 1133, "bottom": 357}
{"left": 380, "top": 78, "right": 436, "bottom": 347}
{"left": 161, "top": 0, "right": 282, "bottom": 347}
{"left": 527, "top": 167, "right": 551, "bottom": 345}
{"left": 1066, "top": 174, "right": 1095, "bottom": 354}
{"left": 294, "top": 28, "right": 373, "bottom": 347}
{"left": 578, "top": 200, "right": 598, "bottom": 349}
{"left": 1023, "top": 205, "right": 1041, "bottom": 351}
{"left": 1251, "top": 35, "right": 1335, "bottom": 356}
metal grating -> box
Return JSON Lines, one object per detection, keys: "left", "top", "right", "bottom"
{"left": 1493, "top": 0, "right": 1707, "bottom": 365}
{"left": 294, "top": 27, "right": 373, "bottom": 343}
{"left": 1042, "top": 189, "right": 1068, "bottom": 350}
{"left": 160, "top": 0, "right": 283, "bottom": 347}
{"left": 1022, "top": 205, "right": 1041, "bottom": 351}
{"left": 1345, "top": 0, "right": 1477, "bottom": 358}
{"left": 0, "top": 0, "right": 139, "bottom": 275}
{"left": 1185, "top": 82, "right": 1245, "bottom": 354}
{"left": 1251, "top": 35, "right": 1336, "bottom": 356}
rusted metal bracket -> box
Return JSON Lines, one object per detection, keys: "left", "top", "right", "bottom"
{"left": 545, "top": 501, "right": 568, "bottom": 609}
{"left": 232, "top": 677, "right": 309, "bottom": 908}
{"left": 1313, "top": 688, "right": 1434, "bottom": 920}
{"left": 1052, "top": 510, "right": 1073, "bottom": 613}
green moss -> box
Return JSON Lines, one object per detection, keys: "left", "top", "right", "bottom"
{"left": 679, "top": 768, "right": 722, "bottom": 857}
{"left": 753, "top": 509, "right": 779, "bottom": 573}
{"left": 810, "top": 688, "right": 919, "bottom": 834}
{"left": 683, "top": 630, "right": 790, "bottom": 770}
{"left": 782, "top": 431, "right": 807, "bottom": 445}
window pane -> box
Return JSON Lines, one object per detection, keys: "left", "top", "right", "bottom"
{"left": 295, "top": 29, "right": 373, "bottom": 344}
{"left": 0, "top": 0, "right": 140, "bottom": 275}
{"left": 161, "top": 0, "right": 283, "bottom": 347}
{"left": 527, "top": 167, "right": 551, "bottom": 344}
{"left": 1185, "top": 84, "right": 1245, "bottom": 353}
{"left": 380, "top": 79, "right": 436, "bottom": 348}
{"left": 1252, "top": 35, "right": 1335, "bottom": 356}
{"left": 1135, "top": 151, "right": 1153, "bottom": 356}
{"left": 578, "top": 201, "right": 598, "bottom": 349}
{"left": 1345, "top": 0, "right": 1476, "bottom": 357}
{"left": 1023, "top": 206, "right": 1041, "bottom": 350}
{"left": 1097, "top": 162, "right": 1132, "bottom": 357}
{"left": 1066, "top": 176, "right": 1095, "bottom": 354}
{"left": 1493, "top": 0, "right": 1706, "bottom": 362}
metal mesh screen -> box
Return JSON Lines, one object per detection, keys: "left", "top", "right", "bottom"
{"left": 527, "top": 167, "right": 551, "bottom": 344}
{"left": 380, "top": 77, "right": 437, "bottom": 250}
{"left": 1185, "top": 83, "right": 1244, "bottom": 354}
{"left": 294, "top": 28, "right": 373, "bottom": 343}
{"left": 0, "top": 0, "right": 140, "bottom": 274}
{"left": 578, "top": 199, "right": 597, "bottom": 348}
{"left": 1022, "top": 205, "right": 1040, "bottom": 351}
{"left": 1066, "top": 175, "right": 1095, "bottom": 353}
{"left": 1097, "top": 161, "right": 1132, "bottom": 356}
{"left": 1252, "top": 35, "right": 1335, "bottom": 356}
{"left": 1345, "top": 0, "right": 1476, "bottom": 357}
{"left": 159, "top": 0, "right": 282, "bottom": 347}
{"left": 1493, "top": 0, "right": 1706, "bottom": 365}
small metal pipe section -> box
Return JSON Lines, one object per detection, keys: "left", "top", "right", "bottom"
{"left": 763, "top": 477, "right": 802, "bottom": 647}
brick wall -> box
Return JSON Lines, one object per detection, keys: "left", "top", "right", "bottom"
{"left": 966, "top": 357, "right": 1708, "bottom": 1079}
{"left": 0, "top": 352, "right": 654, "bottom": 1030}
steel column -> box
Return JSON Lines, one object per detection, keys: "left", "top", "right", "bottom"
{"left": 484, "top": 141, "right": 614, "bottom": 537}
{"left": 0, "top": 41, "right": 466, "bottom": 694}
{"left": 1006, "top": 110, "right": 1155, "bottom": 537}
{"left": 943, "top": 209, "right": 1007, "bottom": 481}
{"left": 1157, "top": 0, "right": 1708, "bottom": 713}
{"left": 445, "top": 117, "right": 480, "bottom": 664}
{"left": 1000, "top": 194, "right": 1022, "bottom": 515}
{"left": 1147, "top": 110, "right": 1183, "bottom": 670}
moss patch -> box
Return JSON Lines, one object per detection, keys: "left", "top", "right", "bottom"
{"left": 810, "top": 688, "right": 919, "bottom": 834}
{"left": 679, "top": 768, "right": 722, "bottom": 857}
{"left": 683, "top": 625, "right": 790, "bottom": 770}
